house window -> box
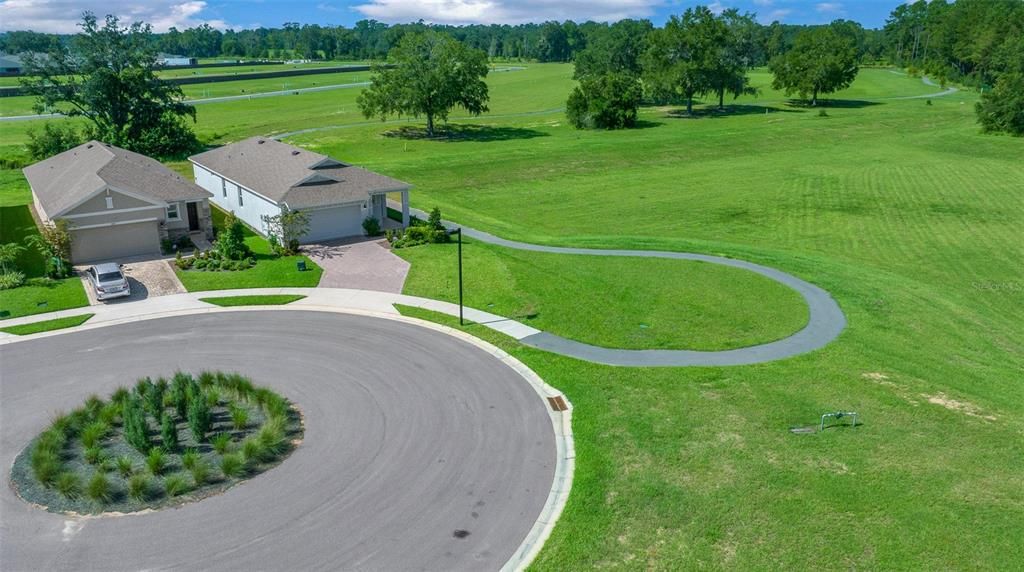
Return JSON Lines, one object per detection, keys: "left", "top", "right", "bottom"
{"left": 221, "top": 179, "right": 227, "bottom": 198}
{"left": 166, "top": 202, "right": 180, "bottom": 220}
{"left": 238, "top": 187, "right": 244, "bottom": 207}
{"left": 105, "top": 196, "right": 113, "bottom": 209}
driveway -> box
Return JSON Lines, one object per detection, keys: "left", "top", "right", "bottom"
{"left": 304, "top": 238, "right": 410, "bottom": 293}
{"left": 78, "top": 259, "right": 185, "bottom": 305}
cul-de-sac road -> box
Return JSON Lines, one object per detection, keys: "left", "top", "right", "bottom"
{"left": 0, "top": 311, "right": 558, "bottom": 571}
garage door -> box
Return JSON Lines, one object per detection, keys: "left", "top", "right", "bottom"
{"left": 70, "top": 221, "right": 161, "bottom": 263}
{"left": 303, "top": 204, "right": 363, "bottom": 243}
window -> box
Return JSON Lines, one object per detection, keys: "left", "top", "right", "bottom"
{"left": 222, "top": 179, "right": 227, "bottom": 198}
{"left": 238, "top": 187, "right": 244, "bottom": 207}
{"left": 166, "top": 202, "right": 180, "bottom": 220}
{"left": 105, "top": 196, "right": 113, "bottom": 209}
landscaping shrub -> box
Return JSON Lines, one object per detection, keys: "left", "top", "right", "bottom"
{"left": 56, "top": 472, "right": 81, "bottom": 499}
{"left": 116, "top": 455, "right": 134, "bottom": 478}
{"left": 171, "top": 373, "right": 190, "bottom": 418}
{"left": 362, "top": 216, "right": 381, "bottom": 236}
{"left": 181, "top": 449, "right": 200, "bottom": 471}
{"left": 240, "top": 437, "right": 265, "bottom": 463}
{"left": 229, "top": 404, "right": 249, "bottom": 430}
{"left": 187, "top": 393, "right": 212, "bottom": 442}
{"left": 206, "top": 387, "right": 221, "bottom": 408}
{"left": 220, "top": 453, "right": 246, "bottom": 478}
{"left": 146, "top": 447, "right": 166, "bottom": 476}
{"left": 211, "top": 433, "right": 233, "bottom": 454}
{"left": 0, "top": 270, "right": 25, "bottom": 289}
{"left": 122, "top": 396, "right": 151, "bottom": 454}
{"left": 160, "top": 414, "right": 178, "bottom": 452}
{"left": 127, "top": 474, "right": 151, "bottom": 501}
{"left": 164, "top": 473, "right": 190, "bottom": 497}
{"left": 190, "top": 460, "right": 211, "bottom": 486}
{"left": 80, "top": 421, "right": 109, "bottom": 449}
{"left": 86, "top": 472, "right": 112, "bottom": 504}
{"left": 84, "top": 446, "right": 105, "bottom": 465}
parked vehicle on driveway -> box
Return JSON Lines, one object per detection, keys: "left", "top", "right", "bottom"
{"left": 85, "top": 263, "right": 131, "bottom": 301}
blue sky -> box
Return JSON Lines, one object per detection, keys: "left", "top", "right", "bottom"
{"left": 0, "top": 1, "right": 904, "bottom": 33}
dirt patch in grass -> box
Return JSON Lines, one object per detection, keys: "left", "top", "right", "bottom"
{"left": 923, "top": 392, "right": 997, "bottom": 421}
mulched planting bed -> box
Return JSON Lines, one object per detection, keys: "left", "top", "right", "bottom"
{"left": 10, "top": 371, "right": 303, "bottom": 515}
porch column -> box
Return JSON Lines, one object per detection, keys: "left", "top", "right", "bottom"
{"left": 401, "top": 189, "right": 410, "bottom": 227}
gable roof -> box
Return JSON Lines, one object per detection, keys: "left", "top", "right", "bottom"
{"left": 23, "top": 140, "right": 211, "bottom": 218}
{"left": 189, "top": 137, "right": 411, "bottom": 209}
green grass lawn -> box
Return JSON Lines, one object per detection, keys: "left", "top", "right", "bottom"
{"left": 0, "top": 64, "right": 1020, "bottom": 567}
{"left": 0, "top": 313, "right": 93, "bottom": 335}
{"left": 396, "top": 239, "right": 808, "bottom": 350}
{"left": 174, "top": 206, "right": 322, "bottom": 291}
{"left": 200, "top": 294, "right": 306, "bottom": 307}
{"left": 0, "top": 172, "right": 89, "bottom": 320}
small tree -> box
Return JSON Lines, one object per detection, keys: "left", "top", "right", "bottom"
{"left": 427, "top": 207, "right": 449, "bottom": 243}
{"left": 769, "top": 25, "right": 859, "bottom": 106}
{"left": 261, "top": 206, "right": 310, "bottom": 254}
{"left": 358, "top": 31, "right": 490, "bottom": 137}
{"left": 976, "top": 72, "right": 1024, "bottom": 136}
{"left": 26, "top": 123, "right": 83, "bottom": 161}
{"left": 566, "top": 73, "right": 643, "bottom": 129}
{"left": 216, "top": 211, "right": 250, "bottom": 261}
{"left": 0, "top": 242, "right": 25, "bottom": 273}
{"left": 187, "top": 393, "right": 211, "bottom": 442}
{"left": 160, "top": 414, "right": 178, "bottom": 452}
{"left": 25, "top": 220, "right": 72, "bottom": 278}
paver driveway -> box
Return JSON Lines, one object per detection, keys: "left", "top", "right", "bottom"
{"left": 304, "top": 238, "right": 410, "bottom": 293}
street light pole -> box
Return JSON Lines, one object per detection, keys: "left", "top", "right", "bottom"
{"left": 449, "top": 227, "right": 463, "bottom": 325}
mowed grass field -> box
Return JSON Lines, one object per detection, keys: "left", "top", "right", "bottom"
{"left": 0, "top": 64, "right": 1021, "bottom": 567}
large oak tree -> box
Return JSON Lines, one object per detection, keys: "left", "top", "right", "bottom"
{"left": 769, "top": 25, "right": 859, "bottom": 106}
{"left": 21, "top": 13, "right": 199, "bottom": 158}
{"left": 357, "top": 31, "right": 490, "bottom": 137}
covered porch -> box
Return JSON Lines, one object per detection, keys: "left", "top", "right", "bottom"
{"left": 373, "top": 189, "right": 411, "bottom": 228}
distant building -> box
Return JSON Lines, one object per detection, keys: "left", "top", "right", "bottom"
{"left": 0, "top": 54, "right": 24, "bottom": 76}
{"left": 156, "top": 53, "right": 198, "bottom": 66}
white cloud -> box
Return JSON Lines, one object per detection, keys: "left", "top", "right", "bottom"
{"left": 0, "top": 0, "right": 231, "bottom": 33}
{"left": 707, "top": 1, "right": 726, "bottom": 15}
{"left": 815, "top": 2, "right": 844, "bottom": 14}
{"left": 752, "top": 0, "right": 773, "bottom": 6}
{"left": 352, "top": 0, "right": 661, "bottom": 25}
{"left": 763, "top": 8, "right": 792, "bottom": 22}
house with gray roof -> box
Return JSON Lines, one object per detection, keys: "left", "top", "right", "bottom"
{"left": 24, "top": 141, "right": 213, "bottom": 262}
{"left": 189, "top": 137, "right": 412, "bottom": 243}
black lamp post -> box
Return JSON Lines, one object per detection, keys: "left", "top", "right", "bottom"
{"left": 448, "top": 227, "right": 463, "bottom": 325}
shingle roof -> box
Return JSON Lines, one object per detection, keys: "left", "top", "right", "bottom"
{"left": 23, "top": 140, "right": 211, "bottom": 218}
{"left": 189, "top": 137, "right": 411, "bottom": 209}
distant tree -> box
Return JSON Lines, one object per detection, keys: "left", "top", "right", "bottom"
{"left": 566, "top": 72, "right": 643, "bottom": 129}
{"left": 769, "top": 25, "right": 859, "bottom": 106}
{"left": 643, "top": 7, "right": 718, "bottom": 114}
{"left": 976, "top": 71, "right": 1024, "bottom": 136}
{"left": 25, "top": 123, "right": 83, "bottom": 161}
{"left": 710, "top": 10, "right": 760, "bottom": 109}
{"left": 573, "top": 19, "right": 653, "bottom": 79}
{"left": 357, "top": 31, "right": 489, "bottom": 137}
{"left": 20, "top": 13, "right": 199, "bottom": 158}
{"left": 536, "top": 21, "right": 570, "bottom": 62}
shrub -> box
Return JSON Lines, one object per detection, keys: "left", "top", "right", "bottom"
{"left": 160, "top": 414, "right": 178, "bottom": 452}
{"left": 194, "top": 258, "right": 208, "bottom": 270}
{"left": 181, "top": 448, "right": 200, "bottom": 471}
{"left": 216, "top": 212, "right": 251, "bottom": 261}
{"left": 0, "top": 270, "right": 25, "bottom": 289}
{"left": 122, "top": 396, "right": 151, "bottom": 454}
{"left": 220, "top": 453, "right": 246, "bottom": 478}
{"left": 229, "top": 404, "right": 249, "bottom": 431}
{"left": 144, "top": 379, "right": 166, "bottom": 416}
{"left": 26, "top": 122, "right": 83, "bottom": 161}
{"left": 146, "top": 447, "right": 166, "bottom": 476}
{"left": 98, "top": 401, "right": 121, "bottom": 425}
{"left": 190, "top": 460, "right": 210, "bottom": 486}
{"left": 362, "top": 216, "right": 381, "bottom": 236}
{"left": 86, "top": 472, "right": 112, "bottom": 504}
{"left": 80, "top": 421, "right": 109, "bottom": 448}
{"left": 206, "top": 387, "right": 221, "bottom": 408}
{"left": 116, "top": 455, "right": 134, "bottom": 478}
{"left": 111, "top": 387, "right": 130, "bottom": 405}
{"left": 187, "top": 393, "right": 211, "bottom": 442}
{"left": 211, "top": 433, "right": 233, "bottom": 454}
{"left": 31, "top": 451, "right": 61, "bottom": 487}
{"left": 164, "top": 473, "right": 191, "bottom": 497}
{"left": 84, "top": 446, "right": 105, "bottom": 465}
{"left": 56, "top": 472, "right": 81, "bottom": 499}
{"left": 240, "top": 437, "right": 265, "bottom": 463}
{"left": 128, "top": 473, "right": 151, "bottom": 501}
{"left": 566, "top": 72, "right": 642, "bottom": 130}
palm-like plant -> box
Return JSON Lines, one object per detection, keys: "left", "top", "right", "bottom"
{"left": 0, "top": 242, "right": 25, "bottom": 273}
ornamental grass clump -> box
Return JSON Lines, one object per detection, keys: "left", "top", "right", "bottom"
{"left": 56, "top": 472, "right": 80, "bottom": 499}
{"left": 86, "top": 472, "right": 112, "bottom": 504}
{"left": 181, "top": 448, "right": 200, "bottom": 471}
{"left": 211, "top": 433, "right": 232, "bottom": 454}
{"left": 146, "top": 447, "right": 166, "bottom": 476}
{"left": 164, "top": 473, "right": 190, "bottom": 497}
{"left": 116, "top": 455, "right": 134, "bottom": 478}
{"left": 220, "top": 453, "right": 245, "bottom": 478}
{"left": 190, "top": 460, "right": 211, "bottom": 486}
{"left": 80, "top": 420, "right": 109, "bottom": 449}
{"left": 128, "top": 473, "right": 151, "bottom": 501}
{"left": 187, "top": 391, "right": 211, "bottom": 442}
{"left": 229, "top": 404, "right": 249, "bottom": 431}
{"left": 83, "top": 445, "right": 105, "bottom": 465}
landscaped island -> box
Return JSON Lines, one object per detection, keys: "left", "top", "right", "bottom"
{"left": 11, "top": 371, "right": 302, "bottom": 514}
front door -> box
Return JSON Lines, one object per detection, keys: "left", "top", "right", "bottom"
{"left": 187, "top": 202, "right": 200, "bottom": 231}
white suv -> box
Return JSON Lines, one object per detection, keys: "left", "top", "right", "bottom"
{"left": 85, "top": 263, "right": 131, "bottom": 301}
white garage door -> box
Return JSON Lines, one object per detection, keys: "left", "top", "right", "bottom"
{"left": 70, "top": 221, "right": 161, "bottom": 263}
{"left": 303, "top": 204, "right": 363, "bottom": 243}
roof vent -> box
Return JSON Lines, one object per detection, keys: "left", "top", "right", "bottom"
{"left": 291, "top": 150, "right": 300, "bottom": 156}
{"left": 86, "top": 143, "right": 93, "bottom": 148}
{"left": 257, "top": 139, "right": 265, "bottom": 144}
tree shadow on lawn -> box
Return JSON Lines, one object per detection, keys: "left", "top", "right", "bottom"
{"left": 783, "top": 98, "right": 883, "bottom": 109}
{"left": 663, "top": 104, "right": 805, "bottom": 119}
{"left": 382, "top": 123, "right": 549, "bottom": 142}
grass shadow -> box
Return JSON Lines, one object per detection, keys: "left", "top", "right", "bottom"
{"left": 784, "top": 99, "right": 883, "bottom": 109}
{"left": 382, "top": 123, "right": 549, "bottom": 142}
{"left": 664, "top": 104, "right": 805, "bottom": 119}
